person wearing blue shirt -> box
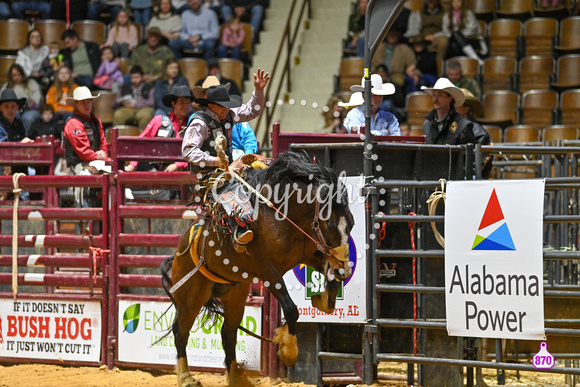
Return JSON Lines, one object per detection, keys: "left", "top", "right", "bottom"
{"left": 343, "top": 74, "right": 400, "bottom": 136}
{"left": 231, "top": 121, "right": 258, "bottom": 159}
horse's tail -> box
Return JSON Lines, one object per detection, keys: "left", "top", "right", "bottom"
{"left": 160, "top": 255, "right": 175, "bottom": 304}
{"left": 150, "top": 255, "right": 176, "bottom": 347}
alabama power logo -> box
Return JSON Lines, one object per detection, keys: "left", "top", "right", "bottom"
{"left": 472, "top": 189, "right": 516, "bottom": 251}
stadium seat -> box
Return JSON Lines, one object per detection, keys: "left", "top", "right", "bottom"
{"left": 522, "top": 17, "right": 558, "bottom": 57}
{"left": 550, "top": 54, "right": 580, "bottom": 92}
{"left": 496, "top": 0, "right": 534, "bottom": 21}
{"left": 542, "top": 124, "right": 579, "bottom": 144}
{"left": 520, "top": 89, "right": 558, "bottom": 129}
{"left": 488, "top": 19, "right": 523, "bottom": 58}
{"left": 504, "top": 124, "right": 541, "bottom": 143}
{"left": 467, "top": 0, "right": 496, "bottom": 22}
{"left": 553, "top": 16, "right": 580, "bottom": 56}
{"left": 483, "top": 125, "right": 502, "bottom": 143}
{"left": 480, "top": 56, "right": 517, "bottom": 93}
{"left": 478, "top": 90, "right": 520, "bottom": 128}
{"left": 106, "top": 125, "right": 141, "bottom": 144}
{"left": 71, "top": 20, "right": 107, "bottom": 44}
{"left": 0, "top": 19, "right": 30, "bottom": 53}
{"left": 219, "top": 58, "right": 243, "bottom": 92}
{"left": 33, "top": 20, "right": 67, "bottom": 49}
{"left": 516, "top": 56, "right": 555, "bottom": 93}
{"left": 405, "top": 92, "right": 432, "bottom": 129}
{"left": 92, "top": 91, "right": 117, "bottom": 126}
{"left": 339, "top": 57, "right": 364, "bottom": 92}
{"left": 178, "top": 58, "right": 207, "bottom": 89}
{"left": 559, "top": 88, "right": 580, "bottom": 125}
{"left": 445, "top": 56, "right": 480, "bottom": 79}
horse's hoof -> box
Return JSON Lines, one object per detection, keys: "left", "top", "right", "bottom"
{"left": 180, "top": 374, "right": 202, "bottom": 387}
{"left": 273, "top": 326, "right": 299, "bottom": 366}
{"left": 226, "top": 361, "right": 253, "bottom": 387}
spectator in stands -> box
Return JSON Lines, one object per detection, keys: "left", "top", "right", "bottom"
{"left": 345, "top": 0, "right": 368, "bottom": 57}
{"left": 446, "top": 60, "right": 480, "bottom": 99}
{"left": 375, "top": 63, "right": 404, "bottom": 116}
{"left": 148, "top": 0, "right": 183, "bottom": 44}
{"left": 194, "top": 59, "right": 241, "bottom": 96}
{"left": 60, "top": 29, "right": 102, "bottom": 90}
{"left": 28, "top": 104, "right": 60, "bottom": 141}
{"left": 441, "top": 0, "right": 485, "bottom": 64}
{"left": 11, "top": 0, "right": 50, "bottom": 19}
{"left": 46, "top": 66, "right": 78, "bottom": 123}
{"left": 1, "top": 64, "right": 42, "bottom": 131}
{"left": 402, "top": 63, "right": 437, "bottom": 95}
{"left": 421, "top": 77, "right": 489, "bottom": 145}
{"left": 218, "top": 16, "right": 245, "bottom": 60}
{"left": 169, "top": 0, "right": 220, "bottom": 59}
{"left": 404, "top": 0, "right": 448, "bottom": 61}
{"left": 125, "top": 84, "right": 193, "bottom": 173}
{"left": 38, "top": 42, "right": 62, "bottom": 90}
{"left": 375, "top": 27, "right": 405, "bottom": 73}
{"left": 456, "top": 88, "right": 485, "bottom": 123}
{"left": 87, "top": 0, "right": 125, "bottom": 23}
{"left": 102, "top": 8, "right": 140, "bottom": 59}
{"left": 317, "top": 94, "right": 348, "bottom": 134}
{"left": 232, "top": 122, "right": 258, "bottom": 159}
{"left": 391, "top": 35, "right": 439, "bottom": 86}
{"left": 113, "top": 65, "right": 156, "bottom": 131}
{"left": 172, "top": 0, "right": 190, "bottom": 14}
{"left": 182, "top": 68, "right": 270, "bottom": 249}
{"left": 343, "top": 74, "right": 400, "bottom": 136}
{"left": 94, "top": 46, "right": 124, "bottom": 93}
{"left": 130, "top": 0, "right": 153, "bottom": 27}
{"left": 0, "top": 89, "right": 31, "bottom": 143}
{"left": 0, "top": 2, "right": 10, "bottom": 19}
{"left": 129, "top": 27, "right": 175, "bottom": 84}
{"left": 63, "top": 86, "right": 109, "bottom": 175}
{"left": 154, "top": 58, "right": 190, "bottom": 116}
{"left": 0, "top": 89, "right": 31, "bottom": 200}
{"left": 16, "top": 30, "right": 49, "bottom": 83}
{"left": 221, "top": 0, "right": 265, "bottom": 42}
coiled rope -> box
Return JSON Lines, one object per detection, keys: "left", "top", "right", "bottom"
{"left": 426, "top": 179, "right": 446, "bottom": 248}
{"left": 12, "top": 173, "right": 26, "bottom": 298}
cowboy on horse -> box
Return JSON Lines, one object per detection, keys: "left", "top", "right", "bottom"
{"left": 181, "top": 68, "right": 270, "bottom": 252}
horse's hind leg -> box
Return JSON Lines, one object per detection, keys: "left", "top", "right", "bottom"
{"left": 219, "top": 283, "right": 253, "bottom": 387}
{"left": 172, "top": 272, "right": 214, "bottom": 386}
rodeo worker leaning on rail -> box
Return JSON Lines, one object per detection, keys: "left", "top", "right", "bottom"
{"left": 181, "top": 68, "right": 270, "bottom": 252}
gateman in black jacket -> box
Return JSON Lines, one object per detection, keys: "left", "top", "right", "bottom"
{"left": 59, "top": 29, "right": 102, "bottom": 90}
{"left": 420, "top": 77, "right": 490, "bottom": 145}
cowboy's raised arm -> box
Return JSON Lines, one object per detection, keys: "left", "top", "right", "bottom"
{"left": 231, "top": 68, "right": 271, "bottom": 122}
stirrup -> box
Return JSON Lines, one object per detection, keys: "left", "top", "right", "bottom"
{"left": 233, "top": 243, "right": 247, "bottom": 254}
{"left": 233, "top": 227, "right": 253, "bottom": 245}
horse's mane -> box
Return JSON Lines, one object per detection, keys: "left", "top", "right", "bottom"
{"left": 245, "top": 151, "right": 349, "bottom": 209}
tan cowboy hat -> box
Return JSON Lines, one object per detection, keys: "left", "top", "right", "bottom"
{"left": 421, "top": 77, "right": 465, "bottom": 107}
{"left": 459, "top": 88, "right": 483, "bottom": 118}
{"left": 66, "top": 86, "right": 100, "bottom": 107}
{"left": 195, "top": 85, "right": 242, "bottom": 109}
{"left": 192, "top": 75, "right": 231, "bottom": 99}
{"left": 337, "top": 92, "right": 364, "bottom": 107}
{"left": 350, "top": 74, "right": 395, "bottom": 95}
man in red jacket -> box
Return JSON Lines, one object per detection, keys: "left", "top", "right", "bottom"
{"left": 63, "top": 86, "right": 109, "bottom": 176}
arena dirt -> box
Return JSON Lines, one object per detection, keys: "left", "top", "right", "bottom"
{"left": 0, "top": 363, "right": 571, "bottom": 386}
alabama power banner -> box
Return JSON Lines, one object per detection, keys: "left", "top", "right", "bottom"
{"left": 445, "top": 179, "right": 545, "bottom": 340}
{"left": 117, "top": 300, "right": 262, "bottom": 370}
{"left": 283, "top": 176, "right": 367, "bottom": 323}
{"left": 0, "top": 299, "right": 102, "bottom": 362}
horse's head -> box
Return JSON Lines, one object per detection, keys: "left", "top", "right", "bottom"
{"left": 312, "top": 181, "right": 354, "bottom": 282}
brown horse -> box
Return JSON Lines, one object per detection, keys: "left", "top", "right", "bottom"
{"left": 161, "top": 151, "right": 354, "bottom": 386}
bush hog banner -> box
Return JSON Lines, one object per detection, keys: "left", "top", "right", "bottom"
{"left": 0, "top": 299, "right": 102, "bottom": 362}
{"left": 445, "top": 180, "right": 546, "bottom": 340}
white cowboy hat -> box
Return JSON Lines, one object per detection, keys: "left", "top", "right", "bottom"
{"left": 338, "top": 92, "right": 364, "bottom": 107}
{"left": 350, "top": 74, "right": 395, "bottom": 95}
{"left": 421, "top": 77, "right": 465, "bottom": 107}
{"left": 66, "top": 86, "right": 101, "bottom": 107}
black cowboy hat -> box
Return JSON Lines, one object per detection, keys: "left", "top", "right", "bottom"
{"left": 0, "top": 88, "right": 26, "bottom": 108}
{"left": 194, "top": 85, "right": 242, "bottom": 109}
{"left": 162, "top": 85, "right": 195, "bottom": 107}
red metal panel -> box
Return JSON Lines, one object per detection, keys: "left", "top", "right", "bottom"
{"left": 0, "top": 142, "right": 53, "bottom": 166}
{"left": 118, "top": 205, "right": 188, "bottom": 219}
{"left": 0, "top": 255, "right": 98, "bottom": 268}
{"left": 0, "top": 234, "right": 105, "bottom": 248}
{"left": 118, "top": 234, "right": 180, "bottom": 247}
{"left": 0, "top": 175, "right": 106, "bottom": 189}
{"left": 0, "top": 207, "right": 102, "bottom": 221}
{"left": 117, "top": 255, "right": 167, "bottom": 268}
{"left": 0, "top": 273, "right": 104, "bottom": 287}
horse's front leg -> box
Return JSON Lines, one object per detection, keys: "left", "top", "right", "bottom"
{"left": 219, "top": 283, "right": 253, "bottom": 387}
{"left": 270, "top": 280, "right": 300, "bottom": 367}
